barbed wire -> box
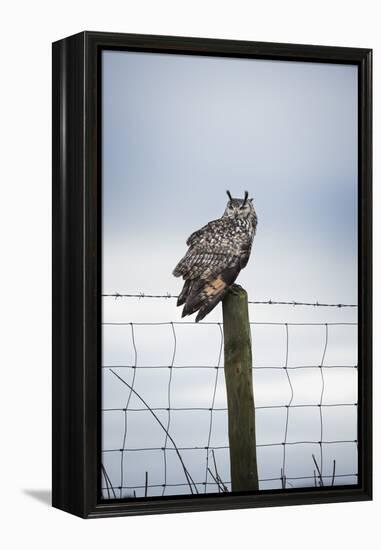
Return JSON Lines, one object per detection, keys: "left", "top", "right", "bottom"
{"left": 102, "top": 292, "right": 357, "bottom": 308}
{"left": 101, "top": 319, "right": 358, "bottom": 499}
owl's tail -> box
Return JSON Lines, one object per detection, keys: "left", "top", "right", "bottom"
{"left": 177, "top": 279, "right": 191, "bottom": 306}
{"left": 181, "top": 276, "right": 229, "bottom": 322}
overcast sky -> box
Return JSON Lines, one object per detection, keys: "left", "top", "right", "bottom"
{"left": 101, "top": 50, "right": 358, "bottom": 498}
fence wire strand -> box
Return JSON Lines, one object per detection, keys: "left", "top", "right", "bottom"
{"left": 318, "top": 324, "right": 329, "bottom": 482}
{"left": 162, "top": 322, "right": 176, "bottom": 496}
{"left": 204, "top": 323, "right": 224, "bottom": 493}
{"left": 118, "top": 323, "right": 138, "bottom": 498}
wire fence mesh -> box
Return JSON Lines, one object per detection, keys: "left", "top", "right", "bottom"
{"left": 101, "top": 294, "right": 358, "bottom": 499}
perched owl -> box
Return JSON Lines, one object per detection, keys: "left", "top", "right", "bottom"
{"left": 173, "top": 191, "right": 257, "bottom": 321}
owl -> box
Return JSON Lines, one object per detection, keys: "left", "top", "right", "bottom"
{"left": 173, "top": 191, "right": 258, "bottom": 321}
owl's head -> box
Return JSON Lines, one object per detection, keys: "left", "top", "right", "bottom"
{"left": 223, "top": 190, "right": 255, "bottom": 220}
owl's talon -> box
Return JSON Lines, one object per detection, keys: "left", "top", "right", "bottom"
{"left": 229, "top": 283, "right": 243, "bottom": 295}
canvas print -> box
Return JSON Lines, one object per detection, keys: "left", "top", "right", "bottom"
{"left": 101, "top": 50, "right": 358, "bottom": 500}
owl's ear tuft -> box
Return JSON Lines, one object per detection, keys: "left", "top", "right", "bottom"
{"left": 226, "top": 190, "right": 233, "bottom": 202}
{"left": 242, "top": 190, "right": 249, "bottom": 206}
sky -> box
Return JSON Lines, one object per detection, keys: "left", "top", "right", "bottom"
{"left": 101, "top": 50, "right": 358, "bottom": 499}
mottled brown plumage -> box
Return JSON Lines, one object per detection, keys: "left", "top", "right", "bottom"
{"left": 173, "top": 191, "right": 258, "bottom": 321}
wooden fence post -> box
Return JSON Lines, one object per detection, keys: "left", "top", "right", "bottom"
{"left": 222, "top": 284, "right": 258, "bottom": 492}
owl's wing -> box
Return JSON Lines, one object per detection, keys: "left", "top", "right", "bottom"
{"left": 173, "top": 218, "right": 252, "bottom": 321}
{"left": 185, "top": 219, "right": 223, "bottom": 247}
{"left": 173, "top": 218, "right": 236, "bottom": 280}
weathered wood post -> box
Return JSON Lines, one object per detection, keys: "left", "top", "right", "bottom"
{"left": 222, "top": 283, "right": 258, "bottom": 492}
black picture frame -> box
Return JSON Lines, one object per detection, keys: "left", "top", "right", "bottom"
{"left": 52, "top": 31, "right": 372, "bottom": 519}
